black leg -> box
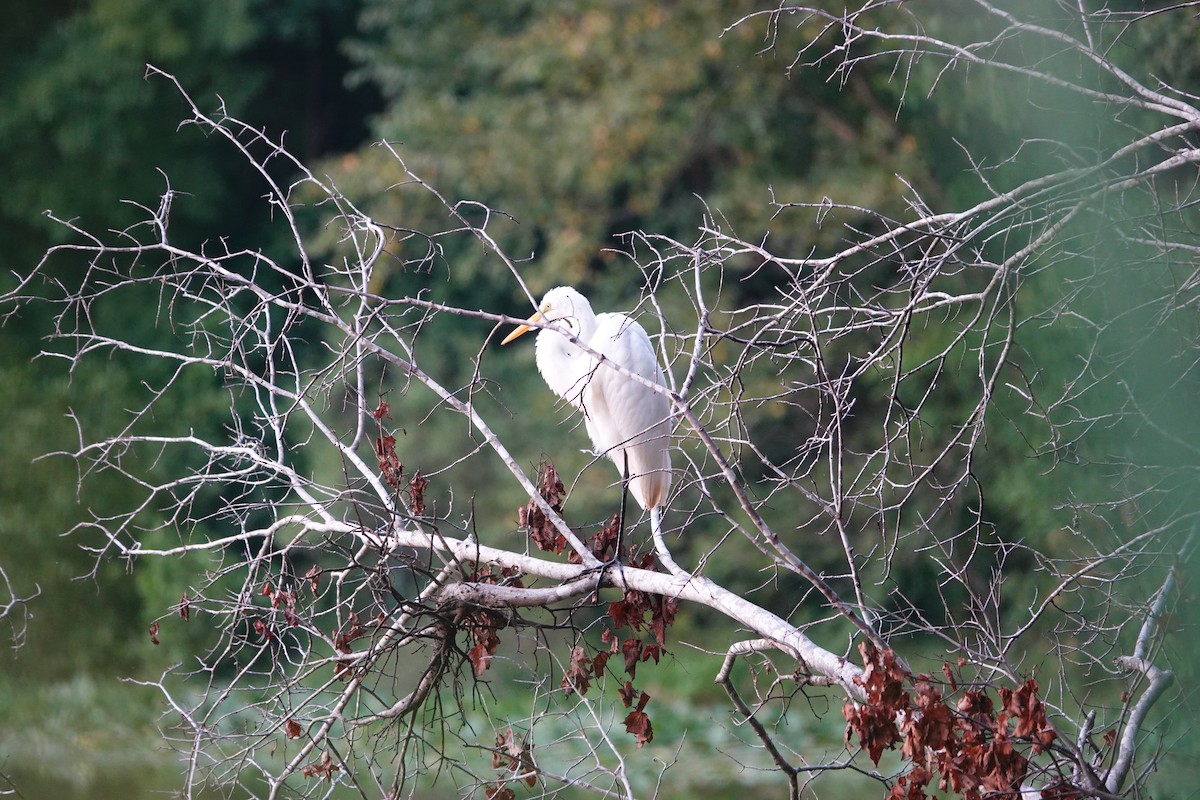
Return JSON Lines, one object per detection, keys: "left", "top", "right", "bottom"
{"left": 581, "top": 451, "right": 631, "bottom": 586}
{"left": 605, "top": 451, "right": 630, "bottom": 593}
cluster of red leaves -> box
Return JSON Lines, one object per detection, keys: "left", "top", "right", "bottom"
{"left": 514, "top": 459, "right": 679, "bottom": 749}
{"left": 373, "top": 400, "right": 431, "bottom": 514}
{"left": 485, "top": 726, "right": 538, "bottom": 798}
{"left": 843, "top": 643, "right": 907, "bottom": 763}
{"left": 606, "top": 565, "right": 677, "bottom": 675}
{"left": 263, "top": 581, "right": 302, "bottom": 627}
{"left": 558, "top": 557, "right": 677, "bottom": 748}
{"left": 244, "top": 582, "right": 307, "bottom": 645}
{"left": 518, "top": 462, "right": 568, "bottom": 554}
{"left": 844, "top": 644, "right": 1064, "bottom": 800}
{"left": 466, "top": 609, "right": 506, "bottom": 677}
{"left": 577, "top": 513, "right": 622, "bottom": 564}
{"left": 301, "top": 751, "right": 339, "bottom": 781}
{"left": 462, "top": 566, "right": 523, "bottom": 677}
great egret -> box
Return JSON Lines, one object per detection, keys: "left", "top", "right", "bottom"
{"left": 501, "top": 286, "right": 671, "bottom": 511}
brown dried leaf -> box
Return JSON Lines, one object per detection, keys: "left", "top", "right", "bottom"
{"left": 649, "top": 596, "right": 677, "bottom": 647}
{"left": 621, "top": 638, "right": 642, "bottom": 678}
{"left": 561, "top": 645, "right": 592, "bottom": 696}
{"left": 301, "top": 751, "right": 339, "bottom": 781}
{"left": 493, "top": 727, "right": 537, "bottom": 786}
{"left": 409, "top": 471, "right": 429, "bottom": 516}
{"left": 942, "top": 661, "right": 957, "bottom": 692}
{"left": 623, "top": 708, "right": 653, "bottom": 747}
{"left": 591, "top": 649, "right": 612, "bottom": 677}
{"left": 375, "top": 434, "right": 403, "bottom": 490}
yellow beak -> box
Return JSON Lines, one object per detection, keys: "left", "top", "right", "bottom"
{"left": 501, "top": 311, "right": 543, "bottom": 345}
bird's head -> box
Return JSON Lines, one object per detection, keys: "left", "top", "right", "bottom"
{"left": 502, "top": 286, "right": 592, "bottom": 344}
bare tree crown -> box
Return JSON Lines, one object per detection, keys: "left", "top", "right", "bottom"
{"left": 4, "top": 3, "right": 1197, "bottom": 798}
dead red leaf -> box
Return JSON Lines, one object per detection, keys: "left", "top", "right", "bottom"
{"left": 301, "top": 751, "right": 339, "bottom": 781}
{"left": 649, "top": 596, "right": 677, "bottom": 647}
{"left": 467, "top": 610, "right": 503, "bottom": 677}
{"left": 561, "top": 645, "right": 593, "bottom": 696}
{"left": 409, "top": 470, "right": 429, "bottom": 516}
{"left": 621, "top": 638, "right": 643, "bottom": 678}
{"left": 588, "top": 513, "right": 622, "bottom": 562}
{"left": 148, "top": 621, "right": 160, "bottom": 646}
{"left": 492, "top": 727, "right": 537, "bottom": 787}
{"left": 375, "top": 433, "right": 403, "bottom": 490}
{"left": 334, "top": 611, "right": 364, "bottom": 653}
{"left": 622, "top": 689, "right": 654, "bottom": 747}
{"left": 942, "top": 661, "right": 957, "bottom": 692}
{"left": 592, "top": 649, "right": 611, "bottom": 676}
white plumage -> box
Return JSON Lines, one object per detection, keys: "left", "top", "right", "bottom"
{"left": 502, "top": 286, "right": 671, "bottom": 510}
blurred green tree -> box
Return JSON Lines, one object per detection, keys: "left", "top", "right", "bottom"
{"left": 0, "top": 0, "right": 379, "bottom": 678}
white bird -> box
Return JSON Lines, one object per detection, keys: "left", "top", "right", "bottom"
{"left": 502, "top": 286, "right": 671, "bottom": 511}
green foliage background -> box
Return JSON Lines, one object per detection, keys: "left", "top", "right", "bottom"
{"left": 0, "top": 1, "right": 1195, "bottom": 798}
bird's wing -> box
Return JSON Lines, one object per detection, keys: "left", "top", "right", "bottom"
{"left": 582, "top": 313, "right": 672, "bottom": 507}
